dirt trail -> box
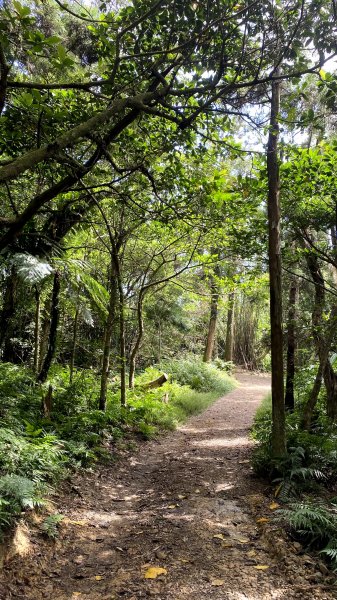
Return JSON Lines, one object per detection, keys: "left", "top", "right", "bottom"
{"left": 1, "top": 372, "right": 336, "bottom": 600}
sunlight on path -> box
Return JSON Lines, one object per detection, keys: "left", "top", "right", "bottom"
{"left": 2, "top": 372, "right": 334, "bottom": 600}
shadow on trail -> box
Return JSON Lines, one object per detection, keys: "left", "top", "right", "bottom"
{"left": 2, "top": 373, "right": 332, "bottom": 600}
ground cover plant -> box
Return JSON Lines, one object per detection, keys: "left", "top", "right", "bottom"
{"left": 252, "top": 390, "right": 337, "bottom": 571}
{"left": 0, "top": 360, "right": 234, "bottom": 538}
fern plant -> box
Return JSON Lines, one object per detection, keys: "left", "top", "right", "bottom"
{"left": 0, "top": 474, "right": 45, "bottom": 510}
{"left": 41, "top": 514, "right": 64, "bottom": 539}
{"left": 278, "top": 500, "right": 337, "bottom": 569}
{"left": 273, "top": 446, "right": 325, "bottom": 501}
{"left": 0, "top": 474, "right": 45, "bottom": 538}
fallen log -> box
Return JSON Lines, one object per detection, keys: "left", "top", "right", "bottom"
{"left": 143, "top": 373, "right": 168, "bottom": 389}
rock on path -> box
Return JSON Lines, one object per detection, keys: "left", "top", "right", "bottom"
{"left": 1, "top": 372, "right": 335, "bottom": 600}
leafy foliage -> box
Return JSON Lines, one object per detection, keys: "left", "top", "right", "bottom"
{"left": 278, "top": 501, "right": 337, "bottom": 569}
{"left": 161, "top": 358, "right": 235, "bottom": 394}
{"left": 41, "top": 513, "right": 64, "bottom": 539}
{"left": 0, "top": 361, "right": 234, "bottom": 535}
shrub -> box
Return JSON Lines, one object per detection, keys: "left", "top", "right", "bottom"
{"left": 161, "top": 357, "right": 235, "bottom": 394}
{"left": 0, "top": 360, "right": 235, "bottom": 538}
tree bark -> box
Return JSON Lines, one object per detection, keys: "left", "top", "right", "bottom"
{"left": 129, "top": 291, "right": 144, "bottom": 389}
{"left": 203, "top": 270, "right": 220, "bottom": 362}
{"left": 69, "top": 307, "right": 79, "bottom": 383}
{"left": 305, "top": 247, "right": 337, "bottom": 422}
{"left": 143, "top": 373, "right": 168, "bottom": 389}
{"left": 0, "top": 267, "right": 17, "bottom": 358}
{"left": 302, "top": 360, "right": 324, "bottom": 430}
{"left": 224, "top": 292, "right": 235, "bottom": 363}
{"left": 284, "top": 275, "right": 298, "bottom": 411}
{"left": 37, "top": 271, "right": 61, "bottom": 383}
{"left": 33, "top": 286, "right": 41, "bottom": 374}
{"left": 99, "top": 261, "right": 118, "bottom": 411}
{"left": 267, "top": 78, "right": 286, "bottom": 457}
{"left": 118, "top": 272, "right": 126, "bottom": 407}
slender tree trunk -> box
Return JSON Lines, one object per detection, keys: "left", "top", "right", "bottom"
{"left": 129, "top": 291, "right": 144, "bottom": 389}
{"left": 37, "top": 271, "right": 61, "bottom": 383}
{"left": 305, "top": 247, "right": 337, "bottom": 422}
{"left": 38, "top": 296, "right": 51, "bottom": 371}
{"left": 285, "top": 275, "right": 298, "bottom": 411}
{"left": 302, "top": 360, "right": 324, "bottom": 430}
{"left": 267, "top": 78, "right": 286, "bottom": 457}
{"left": 158, "top": 319, "right": 162, "bottom": 364}
{"left": 99, "top": 261, "right": 118, "bottom": 411}
{"left": 118, "top": 272, "right": 126, "bottom": 407}
{"left": 224, "top": 292, "right": 235, "bottom": 362}
{"left": 324, "top": 360, "right": 337, "bottom": 421}
{"left": 0, "top": 268, "right": 17, "bottom": 359}
{"left": 33, "top": 286, "right": 41, "bottom": 374}
{"left": 203, "top": 276, "right": 219, "bottom": 362}
{"left": 69, "top": 307, "right": 79, "bottom": 383}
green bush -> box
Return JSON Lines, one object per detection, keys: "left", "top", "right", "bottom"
{"left": 0, "top": 360, "right": 235, "bottom": 538}
{"left": 161, "top": 357, "right": 235, "bottom": 394}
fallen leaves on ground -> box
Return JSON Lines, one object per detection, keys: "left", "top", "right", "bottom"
{"left": 143, "top": 566, "right": 168, "bottom": 579}
{"left": 254, "top": 565, "right": 270, "bottom": 570}
{"left": 269, "top": 502, "right": 280, "bottom": 510}
{"left": 256, "top": 517, "right": 269, "bottom": 524}
{"left": 211, "top": 579, "right": 225, "bottom": 586}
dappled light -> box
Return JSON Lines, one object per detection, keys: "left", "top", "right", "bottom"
{"left": 1, "top": 0, "right": 337, "bottom": 597}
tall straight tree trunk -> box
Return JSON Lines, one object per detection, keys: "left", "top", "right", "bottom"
{"left": 117, "top": 272, "right": 126, "bottom": 407}
{"left": 203, "top": 276, "right": 219, "bottom": 362}
{"left": 37, "top": 271, "right": 61, "bottom": 383}
{"left": 324, "top": 360, "right": 337, "bottom": 421}
{"left": 129, "top": 291, "right": 144, "bottom": 389}
{"left": 33, "top": 286, "right": 41, "bottom": 374}
{"left": 99, "top": 260, "right": 118, "bottom": 411}
{"left": 224, "top": 292, "right": 235, "bottom": 362}
{"left": 302, "top": 360, "right": 324, "bottom": 430}
{"left": 69, "top": 307, "right": 79, "bottom": 383}
{"left": 38, "top": 296, "right": 51, "bottom": 371}
{"left": 0, "top": 268, "right": 17, "bottom": 358}
{"left": 305, "top": 247, "right": 337, "bottom": 422}
{"left": 285, "top": 275, "right": 298, "bottom": 411}
{"left": 267, "top": 78, "right": 286, "bottom": 457}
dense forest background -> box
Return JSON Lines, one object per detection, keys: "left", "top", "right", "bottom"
{"left": 1, "top": 0, "right": 337, "bottom": 563}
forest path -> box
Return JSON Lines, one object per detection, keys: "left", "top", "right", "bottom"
{"left": 2, "top": 372, "right": 335, "bottom": 600}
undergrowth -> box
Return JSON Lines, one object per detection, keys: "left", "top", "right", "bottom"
{"left": 0, "top": 359, "right": 235, "bottom": 539}
{"left": 252, "top": 389, "right": 337, "bottom": 571}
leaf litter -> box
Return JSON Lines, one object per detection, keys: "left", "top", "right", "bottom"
{"left": 1, "top": 373, "right": 334, "bottom": 600}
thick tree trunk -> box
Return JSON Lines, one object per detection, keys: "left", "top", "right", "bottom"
{"left": 267, "top": 78, "right": 286, "bottom": 457}
{"left": 224, "top": 292, "right": 235, "bottom": 363}
{"left": 203, "top": 276, "right": 219, "bottom": 362}
{"left": 69, "top": 307, "right": 79, "bottom": 383}
{"left": 129, "top": 292, "right": 144, "bottom": 389}
{"left": 33, "top": 286, "right": 41, "bottom": 374}
{"left": 37, "top": 271, "right": 61, "bottom": 383}
{"left": 285, "top": 275, "right": 298, "bottom": 411}
{"left": 99, "top": 262, "right": 118, "bottom": 411}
